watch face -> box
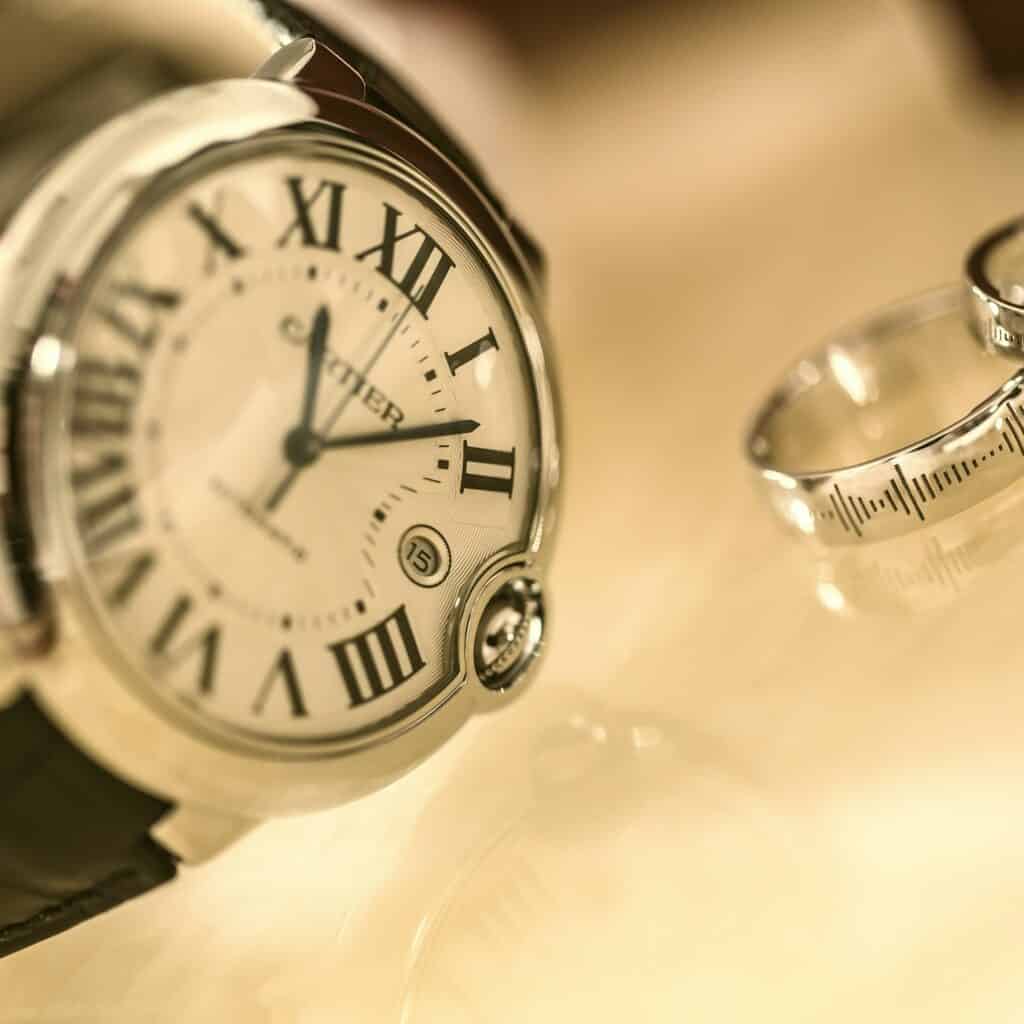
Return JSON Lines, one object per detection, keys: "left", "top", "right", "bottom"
{"left": 55, "top": 133, "right": 543, "bottom": 748}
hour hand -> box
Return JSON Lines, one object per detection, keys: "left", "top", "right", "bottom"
{"left": 320, "top": 419, "right": 480, "bottom": 451}
{"left": 300, "top": 305, "right": 330, "bottom": 430}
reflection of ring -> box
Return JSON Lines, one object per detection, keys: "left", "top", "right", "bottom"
{"left": 746, "top": 287, "right": 1023, "bottom": 546}
{"left": 966, "top": 217, "right": 1024, "bottom": 356}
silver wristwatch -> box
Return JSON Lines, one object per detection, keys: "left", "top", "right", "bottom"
{"left": 0, "top": 0, "right": 559, "bottom": 957}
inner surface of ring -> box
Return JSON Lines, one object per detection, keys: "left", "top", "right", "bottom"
{"left": 760, "top": 307, "right": 1013, "bottom": 475}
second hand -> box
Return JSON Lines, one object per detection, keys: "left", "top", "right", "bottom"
{"left": 318, "top": 297, "right": 416, "bottom": 438}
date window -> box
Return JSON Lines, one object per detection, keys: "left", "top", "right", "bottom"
{"left": 399, "top": 525, "right": 452, "bottom": 588}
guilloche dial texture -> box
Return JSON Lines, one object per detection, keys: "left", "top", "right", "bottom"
{"left": 61, "top": 137, "right": 541, "bottom": 745}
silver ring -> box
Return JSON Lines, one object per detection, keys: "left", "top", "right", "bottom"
{"left": 747, "top": 286, "right": 1024, "bottom": 546}
{"left": 966, "top": 217, "right": 1024, "bottom": 356}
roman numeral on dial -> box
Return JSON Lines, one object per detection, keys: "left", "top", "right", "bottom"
{"left": 104, "top": 551, "right": 157, "bottom": 608}
{"left": 460, "top": 443, "right": 516, "bottom": 498}
{"left": 149, "top": 594, "right": 221, "bottom": 695}
{"left": 71, "top": 447, "right": 142, "bottom": 557}
{"left": 328, "top": 605, "right": 425, "bottom": 708}
{"left": 77, "top": 485, "right": 140, "bottom": 558}
{"left": 445, "top": 328, "right": 499, "bottom": 376}
{"left": 97, "top": 280, "right": 181, "bottom": 352}
{"left": 277, "top": 176, "right": 346, "bottom": 251}
{"left": 72, "top": 358, "right": 140, "bottom": 437}
{"left": 356, "top": 204, "right": 454, "bottom": 319}
{"left": 71, "top": 358, "right": 144, "bottom": 557}
{"left": 252, "top": 649, "right": 309, "bottom": 718}
{"left": 188, "top": 198, "right": 246, "bottom": 269}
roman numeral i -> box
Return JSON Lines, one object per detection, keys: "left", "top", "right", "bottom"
{"left": 445, "top": 328, "right": 499, "bottom": 376}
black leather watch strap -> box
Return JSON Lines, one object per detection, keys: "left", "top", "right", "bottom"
{"left": 0, "top": 695, "right": 177, "bottom": 959}
{"left": 260, "top": 1, "right": 509, "bottom": 220}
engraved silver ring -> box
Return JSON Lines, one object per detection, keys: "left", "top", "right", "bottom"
{"left": 747, "top": 286, "right": 1024, "bottom": 545}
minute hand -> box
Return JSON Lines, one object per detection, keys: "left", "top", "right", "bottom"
{"left": 321, "top": 419, "right": 480, "bottom": 451}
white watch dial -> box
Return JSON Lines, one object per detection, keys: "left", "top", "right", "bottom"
{"left": 59, "top": 135, "right": 541, "bottom": 746}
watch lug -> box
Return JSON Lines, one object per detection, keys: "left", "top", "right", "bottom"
{"left": 0, "top": 614, "right": 56, "bottom": 711}
{"left": 256, "top": 37, "right": 367, "bottom": 102}
{"left": 151, "top": 803, "right": 259, "bottom": 866}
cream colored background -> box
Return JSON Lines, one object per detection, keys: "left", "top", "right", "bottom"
{"left": 7, "top": 0, "right": 1024, "bottom": 1019}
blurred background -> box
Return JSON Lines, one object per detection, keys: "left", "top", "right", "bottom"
{"left": 396, "top": 0, "right": 1024, "bottom": 85}
{"left": 11, "top": 0, "right": 1024, "bottom": 1020}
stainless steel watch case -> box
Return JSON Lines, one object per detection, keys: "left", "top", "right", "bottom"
{"left": 0, "top": 40, "right": 561, "bottom": 822}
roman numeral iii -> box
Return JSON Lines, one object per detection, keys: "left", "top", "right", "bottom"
{"left": 328, "top": 605, "right": 426, "bottom": 708}
{"left": 278, "top": 176, "right": 346, "bottom": 251}
{"left": 460, "top": 443, "right": 516, "bottom": 498}
{"left": 356, "top": 204, "right": 454, "bottom": 318}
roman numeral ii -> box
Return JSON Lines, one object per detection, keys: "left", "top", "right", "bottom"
{"left": 460, "top": 443, "right": 516, "bottom": 498}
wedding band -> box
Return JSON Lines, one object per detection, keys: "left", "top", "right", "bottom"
{"left": 966, "top": 216, "right": 1024, "bottom": 355}
{"left": 747, "top": 286, "right": 1024, "bottom": 546}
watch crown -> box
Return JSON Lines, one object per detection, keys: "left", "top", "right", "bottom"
{"left": 474, "top": 577, "right": 545, "bottom": 692}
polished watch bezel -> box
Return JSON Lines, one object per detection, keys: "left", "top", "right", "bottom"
{"left": 0, "top": 76, "right": 560, "bottom": 816}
